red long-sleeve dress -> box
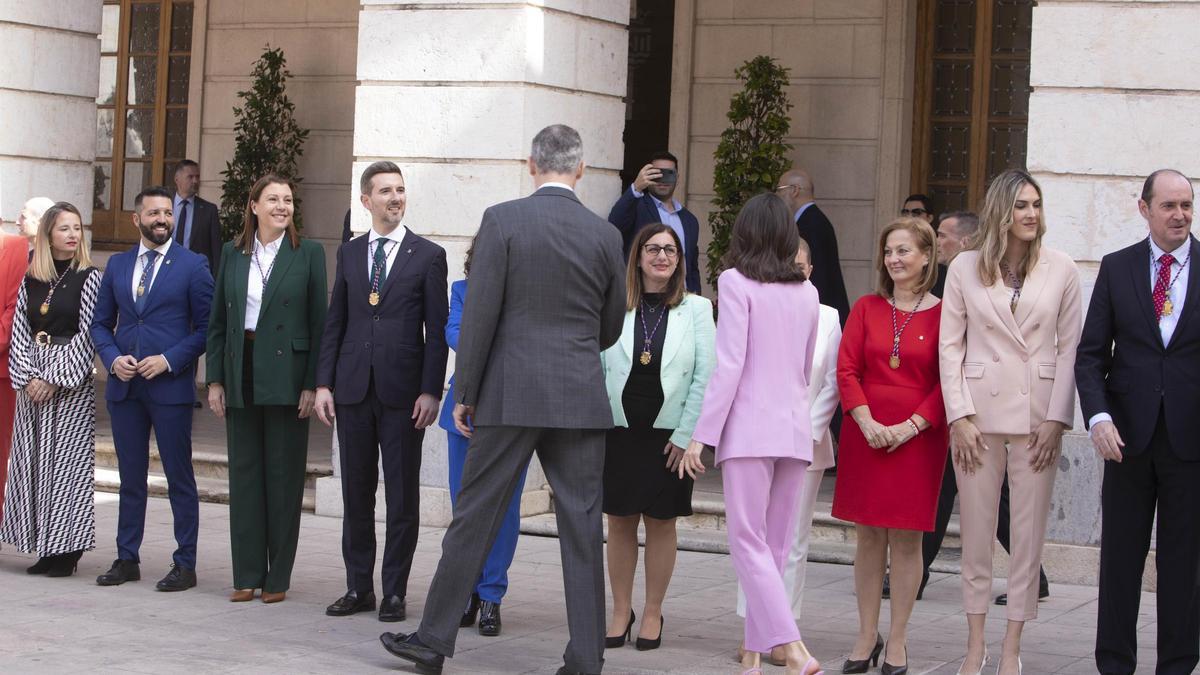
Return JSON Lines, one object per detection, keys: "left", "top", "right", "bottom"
{"left": 832, "top": 294, "right": 949, "bottom": 531}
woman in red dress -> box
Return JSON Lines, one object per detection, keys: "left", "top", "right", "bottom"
{"left": 833, "top": 217, "right": 948, "bottom": 675}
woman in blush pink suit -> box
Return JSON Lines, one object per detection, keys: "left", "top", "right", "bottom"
{"left": 681, "top": 193, "right": 823, "bottom": 675}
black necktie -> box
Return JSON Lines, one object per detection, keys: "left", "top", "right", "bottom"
{"left": 175, "top": 200, "right": 189, "bottom": 246}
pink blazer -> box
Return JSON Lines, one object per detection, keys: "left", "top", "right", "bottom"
{"left": 692, "top": 268, "right": 819, "bottom": 464}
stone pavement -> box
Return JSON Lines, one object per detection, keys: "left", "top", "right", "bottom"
{"left": 0, "top": 495, "right": 1160, "bottom": 674}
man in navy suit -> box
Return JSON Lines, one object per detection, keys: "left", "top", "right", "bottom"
{"left": 90, "top": 186, "right": 213, "bottom": 591}
{"left": 1078, "top": 169, "right": 1200, "bottom": 675}
{"left": 608, "top": 151, "right": 702, "bottom": 293}
{"left": 315, "top": 161, "right": 449, "bottom": 623}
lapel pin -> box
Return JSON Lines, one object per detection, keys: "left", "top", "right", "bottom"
{"left": 165, "top": 259, "right": 172, "bottom": 265}
{"left": 407, "top": 248, "right": 412, "bottom": 254}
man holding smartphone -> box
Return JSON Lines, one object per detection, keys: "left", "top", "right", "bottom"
{"left": 608, "top": 151, "right": 702, "bottom": 293}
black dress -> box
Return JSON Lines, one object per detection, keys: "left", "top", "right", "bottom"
{"left": 603, "top": 292, "right": 694, "bottom": 519}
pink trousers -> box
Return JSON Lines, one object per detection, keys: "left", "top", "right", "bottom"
{"left": 723, "top": 456, "right": 810, "bottom": 653}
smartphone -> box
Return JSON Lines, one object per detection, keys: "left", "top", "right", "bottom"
{"left": 655, "top": 167, "right": 677, "bottom": 185}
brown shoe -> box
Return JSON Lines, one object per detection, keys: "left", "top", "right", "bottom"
{"left": 230, "top": 589, "right": 255, "bottom": 602}
{"left": 261, "top": 591, "right": 286, "bottom": 604}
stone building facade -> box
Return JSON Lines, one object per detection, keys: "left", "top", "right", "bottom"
{"left": 1, "top": 0, "right": 1196, "bottom": 573}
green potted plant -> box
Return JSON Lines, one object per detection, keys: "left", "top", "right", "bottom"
{"left": 219, "top": 46, "right": 309, "bottom": 241}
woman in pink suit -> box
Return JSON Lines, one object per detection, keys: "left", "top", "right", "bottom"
{"left": 682, "top": 193, "right": 823, "bottom": 675}
{"left": 834, "top": 217, "right": 947, "bottom": 675}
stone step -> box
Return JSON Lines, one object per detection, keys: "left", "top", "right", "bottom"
{"left": 518, "top": 512, "right": 964, "bottom": 574}
{"left": 95, "top": 468, "right": 319, "bottom": 513}
{"left": 95, "top": 442, "right": 333, "bottom": 491}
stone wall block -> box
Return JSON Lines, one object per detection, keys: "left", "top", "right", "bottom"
{"left": 1035, "top": 174, "right": 1150, "bottom": 264}
{"left": 359, "top": 0, "right": 629, "bottom": 26}
{"left": 692, "top": 25, "right": 773, "bottom": 78}
{"left": 818, "top": 202, "right": 878, "bottom": 262}
{"left": 0, "top": 90, "right": 94, "bottom": 162}
{"left": 201, "top": 78, "right": 357, "bottom": 132}
{"left": 734, "top": 0, "right": 816, "bottom": 20}
{"left": 0, "top": 0, "right": 101, "bottom": 34}
{"left": 1027, "top": 91, "right": 1200, "bottom": 179}
{"left": 790, "top": 143, "right": 878, "bottom": 201}
{"left": 0, "top": 25, "right": 99, "bottom": 99}
{"left": 0, "top": 159, "right": 93, "bottom": 224}
{"left": 355, "top": 85, "right": 528, "bottom": 159}
{"left": 809, "top": 84, "right": 882, "bottom": 139}
{"left": 357, "top": 8, "right": 528, "bottom": 83}
{"left": 570, "top": 14, "right": 628, "bottom": 98}
{"left": 206, "top": 26, "right": 357, "bottom": 78}
{"left": 1032, "top": 4, "right": 1200, "bottom": 91}
{"left": 816, "top": 0, "right": 884, "bottom": 19}
{"left": 851, "top": 24, "right": 884, "bottom": 78}
{"left": 770, "top": 24, "right": 856, "bottom": 78}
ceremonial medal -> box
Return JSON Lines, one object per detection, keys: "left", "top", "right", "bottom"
{"left": 369, "top": 292, "right": 380, "bottom": 306}
{"left": 889, "top": 355, "right": 900, "bottom": 369}
{"left": 137, "top": 285, "right": 145, "bottom": 297}
{"left": 888, "top": 293, "right": 926, "bottom": 372}
{"left": 39, "top": 303, "right": 49, "bottom": 316}
{"left": 1163, "top": 298, "right": 1174, "bottom": 317}
{"left": 640, "top": 351, "right": 652, "bottom": 366}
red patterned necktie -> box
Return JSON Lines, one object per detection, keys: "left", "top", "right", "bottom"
{"left": 1153, "top": 253, "right": 1176, "bottom": 320}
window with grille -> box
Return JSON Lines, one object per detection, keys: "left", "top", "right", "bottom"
{"left": 94, "top": 0, "right": 193, "bottom": 244}
{"left": 911, "top": 0, "right": 1032, "bottom": 216}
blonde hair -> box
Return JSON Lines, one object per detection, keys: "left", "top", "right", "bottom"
{"left": 874, "top": 217, "right": 938, "bottom": 298}
{"left": 29, "top": 202, "right": 92, "bottom": 283}
{"left": 971, "top": 170, "right": 1045, "bottom": 286}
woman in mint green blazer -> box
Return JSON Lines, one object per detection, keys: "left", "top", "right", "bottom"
{"left": 600, "top": 223, "right": 715, "bottom": 652}
{"left": 206, "top": 175, "right": 327, "bottom": 603}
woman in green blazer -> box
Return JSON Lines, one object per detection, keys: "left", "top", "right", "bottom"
{"left": 206, "top": 174, "right": 327, "bottom": 603}
{"left": 600, "top": 224, "right": 715, "bottom": 651}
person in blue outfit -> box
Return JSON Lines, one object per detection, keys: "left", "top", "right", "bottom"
{"left": 90, "top": 186, "right": 213, "bottom": 592}
{"left": 439, "top": 240, "right": 528, "bottom": 637}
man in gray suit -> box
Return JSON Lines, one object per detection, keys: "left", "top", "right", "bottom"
{"left": 380, "top": 124, "right": 626, "bottom": 675}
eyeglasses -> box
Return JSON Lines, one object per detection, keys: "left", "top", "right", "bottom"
{"left": 901, "top": 208, "right": 929, "bottom": 217}
{"left": 774, "top": 185, "right": 796, "bottom": 192}
{"left": 642, "top": 244, "right": 679, "bottom": 258}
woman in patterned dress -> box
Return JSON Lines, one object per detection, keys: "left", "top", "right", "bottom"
{"left": 0, "top": 202, "right": 101, "bottom": 576}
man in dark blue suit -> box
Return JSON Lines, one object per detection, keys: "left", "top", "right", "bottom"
{"left": 90, "top": 186, "right": 213, "bottom": 591}
{"left": 315, "top": 161, "right": 449, "bottom": 623}
{"left": 608, "top": 151, "right": 702, "bottom": 293}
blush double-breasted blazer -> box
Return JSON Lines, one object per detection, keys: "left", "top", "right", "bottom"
{"left": 938, "top": 248, "right": 1083, "bottom": 435}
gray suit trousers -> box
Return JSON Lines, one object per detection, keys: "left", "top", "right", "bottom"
{"left": 417, "top": 425, "right": 606, "bottom": 673}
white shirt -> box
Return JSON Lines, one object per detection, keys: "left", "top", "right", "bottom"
{"left": 245, "top": 234, "right": 283, "bottom": 331}
{"left": 631, "top": 185, "right": 686, "bottom": 251}
{"left": 367, "top": 226, "right": 407, "bottom": 280}
{"left": 131, "top": 239, "right": 172, "bottom": 301}
{"left": 794, "top": 201, "right": 815, "bottom": 223}
{"left": 539, "top": 181, "right": 575, "bottom": 192}
{"left": 1088, "top": 237, "right": 1191, "bottom": 432}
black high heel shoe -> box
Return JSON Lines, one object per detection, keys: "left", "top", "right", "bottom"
{"left": 47, "top": 551, "right": 82, "bottom": 578}
{"left": 841, "top": 633, "right": 883, "bottom": 673}
{"left": 635, "top": 615, "right": 663, "bottom": 651}
{"left": 880, "top": 642, "right": 908, "bottom": 675}
{"left": 26, "top": 556, "right": 55, "bottom": 575}
{"left": 605, "top": 609, "right": 635, "bottom": 649}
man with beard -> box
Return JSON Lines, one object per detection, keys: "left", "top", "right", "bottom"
{"left": 315, "top": 161, "right": 449, "bottom": 623}
{"left": 608, "top": 151, "right": 702, "bottom": 293}
{"left": 90, "top": 186, "right": 213, "bottom": 591}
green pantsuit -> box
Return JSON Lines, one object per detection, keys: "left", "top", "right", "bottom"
{"left": 207, "top": 235, "right": 327, "bottom": 593}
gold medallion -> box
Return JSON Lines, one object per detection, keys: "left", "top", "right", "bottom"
{"left": 889, "top": 355, "right": 900, "bottom": 369}
{"left": 1163, "top": 298, "right": 1174, "bottom": 317}
{"left": 369, "top": 291, "right": 380, "bottom": 306}
{"left": 639, "top": 351, "right": 652, "bottom": 366}
{"left": 39, "top": 302, "right": 49, "bottom": 316}
{"left": 137, "top": 285, "right": 145, "bottom": 297}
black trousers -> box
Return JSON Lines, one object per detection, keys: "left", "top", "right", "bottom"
{"left": 1097, "top": 410, "right": 1200, "bottom": 675}
{"left": 922, "top": 454, "right": 1049, "bottom": 590}
{"left": 335, "top": 379, "right": 424, "bottom": 598}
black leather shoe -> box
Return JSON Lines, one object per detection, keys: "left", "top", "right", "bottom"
{"left": 995, "top": 580, "right": 1050, "bottom": 606}
{"left": 605, "top": 609, "right": 634, "bottom": 648}
{"left": 881, "top": 572, "right": 890, "bottom": 599}
{"left": 46, "top": 551, "right": 82, "bottom": 578}
{"left": 555, "top": 668, "right": 599, "bottom": 675}
{"left": 460, "top": 592, "right": 481, "bottom": 627}
{"left": 326, "top": 590, "right": 376, "bottom": 616}
{"left": 477, "top": 600, "right": 501, "bottom": 636}
{"left": 26, "top": 556, "right": 55, "bottom": 575}
{"left": 880, "top": 642, "right": 908, "bottom": 675}
{"left": 379, "top": 594, "right": 406, "bottom": 622}
{"left": 156, "top": 564, "right": 197, "bottom": 591}
{"left": 380, "top": 632, "right": 444, "bottom": 674}
{"left": 96, "top": 559, "right": 141, "bottom": 586}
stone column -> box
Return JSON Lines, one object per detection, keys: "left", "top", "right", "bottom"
{"left": 1027, "top": 1, "right": 1200, "bottom": 566}
{"left": 315, "top": 1, "right": 630, "bottom": 525}
{"left": 0, "top": 0, "right": 102, "bottom": 223}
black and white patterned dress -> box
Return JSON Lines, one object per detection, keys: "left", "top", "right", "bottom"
{"left": 0, "top": 262, "right": 101, "bottom": 555}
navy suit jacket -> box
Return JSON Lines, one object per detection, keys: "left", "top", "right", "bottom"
{"left": 316, "top": 228, "right": 449, "bottom": 408}
{"left": 608, "top": 187, "right": 702, "bottom": 293}
{"left": 90, "top": 242, "right": 213, "bottom": 404}
{"left": 1076, "top": 236, "right": 1200, "bottom": 460}
{"left": 796, "top": 204, "right": 850, "bottom": 325}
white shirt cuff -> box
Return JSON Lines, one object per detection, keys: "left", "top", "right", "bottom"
{"left": 630, "top": 186, "right": 644, "bottom": 199}
{"left": 1087, "top": 412, "right": 1112, "bottom": 438}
